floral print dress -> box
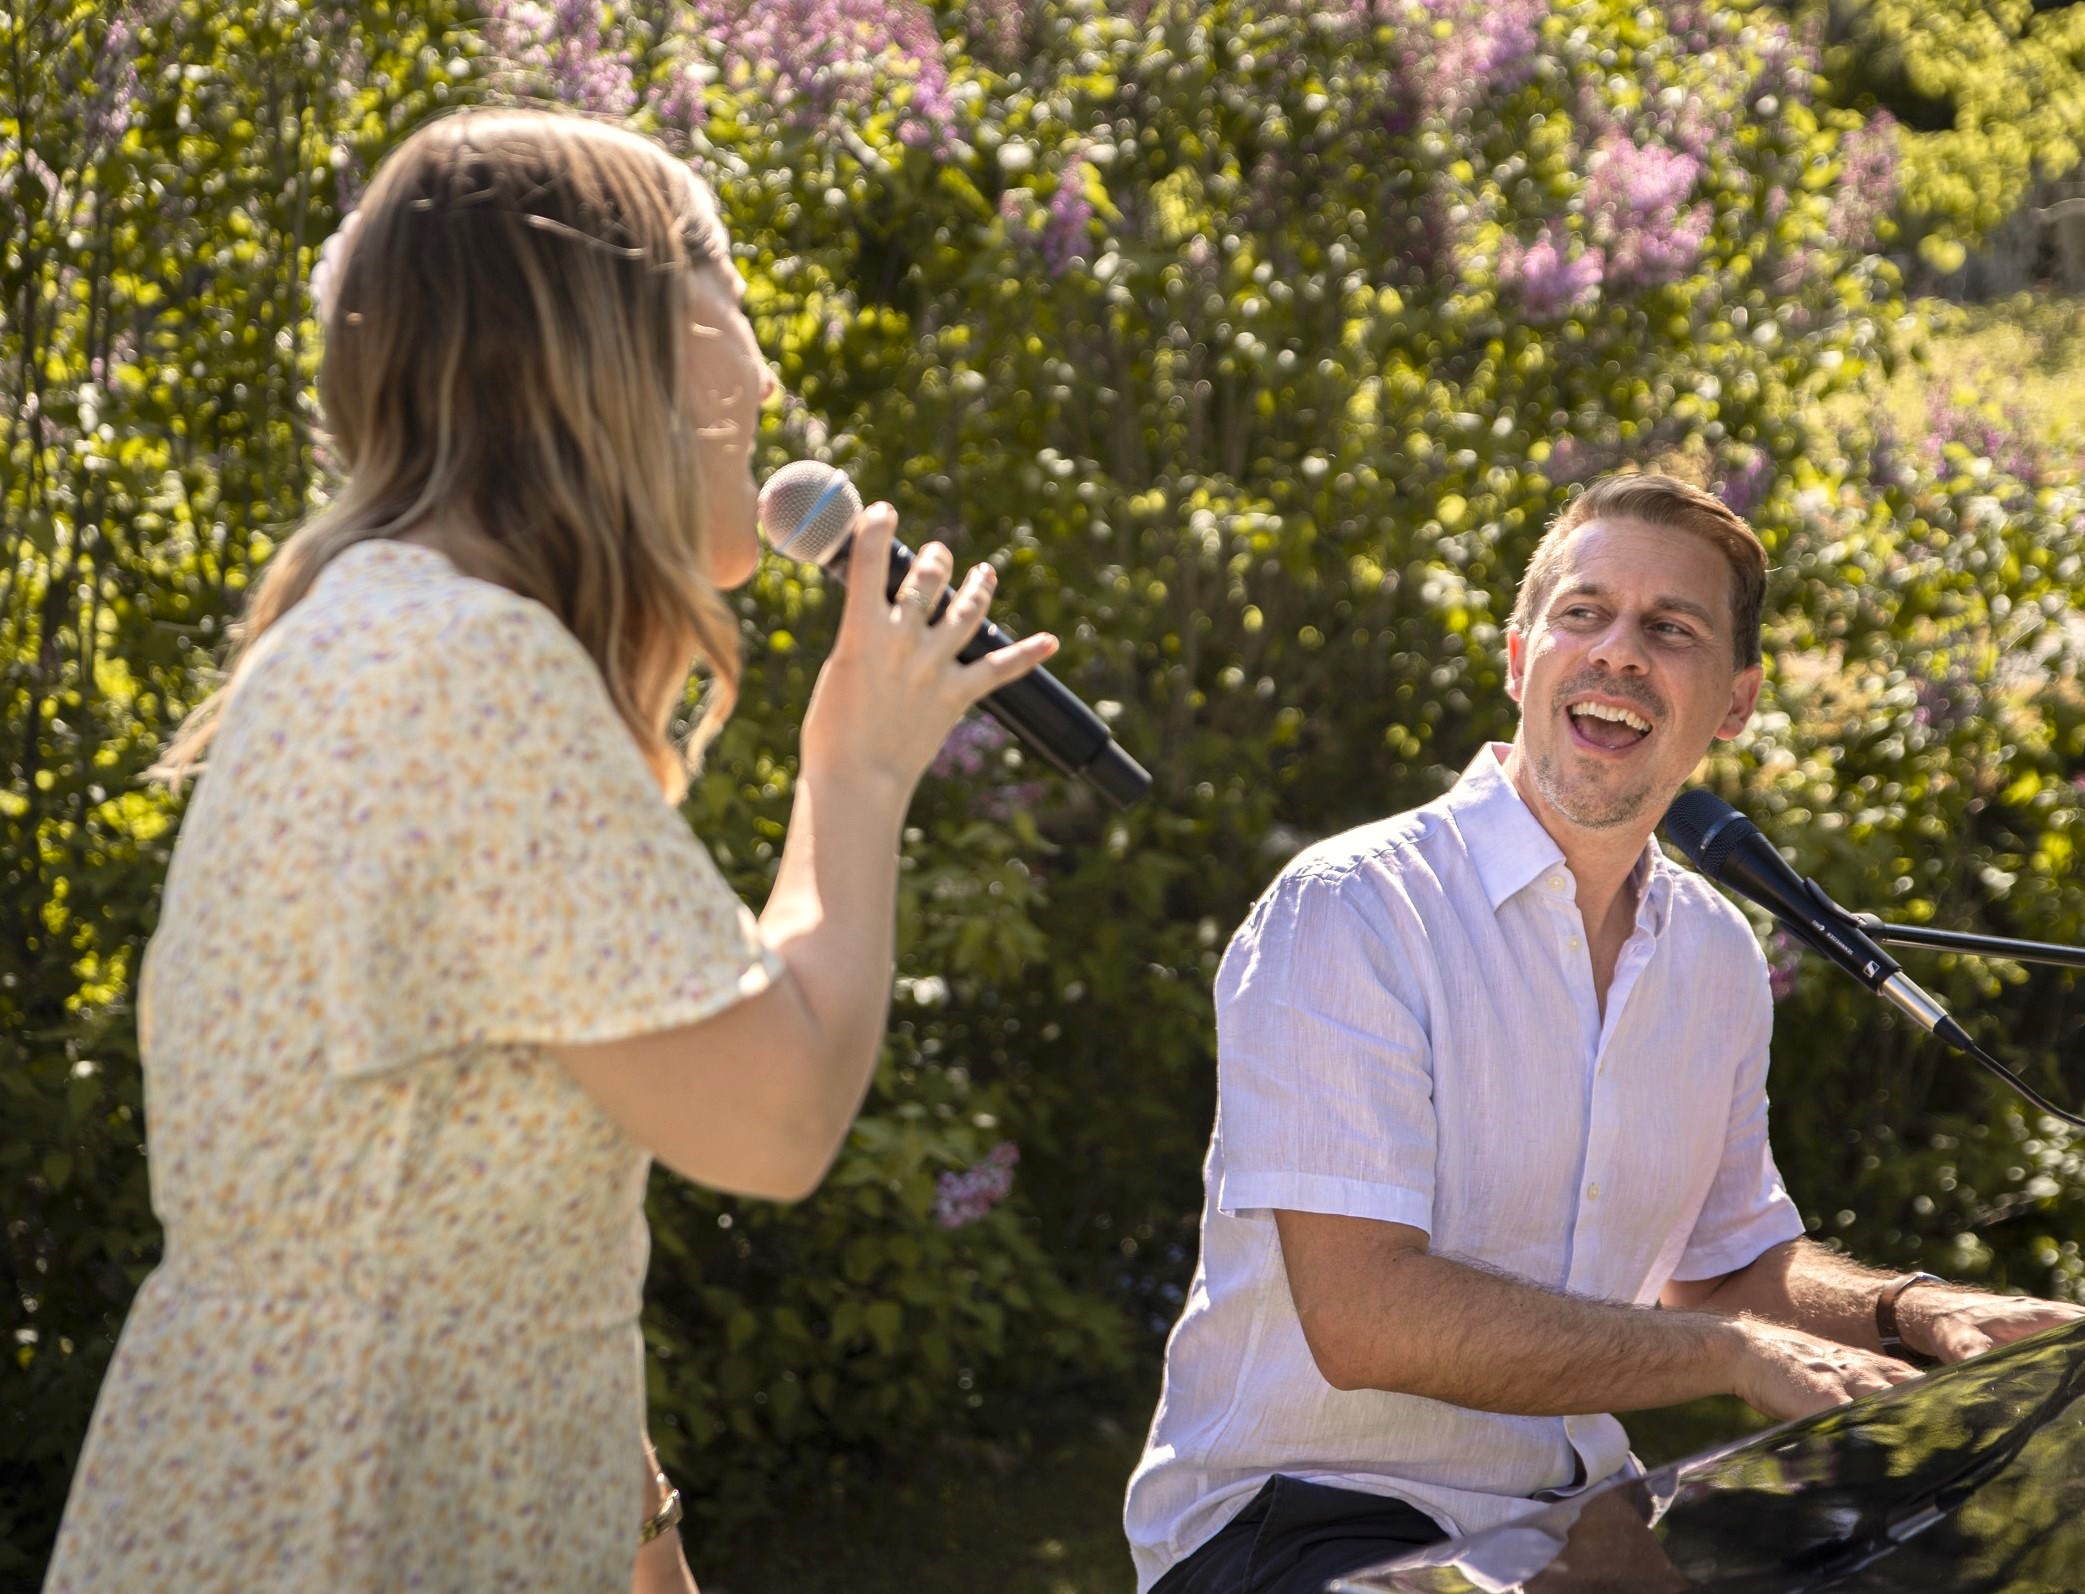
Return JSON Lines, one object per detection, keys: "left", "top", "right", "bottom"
{"left": 46, "top": 540, "right": 779, "bottom": 1592}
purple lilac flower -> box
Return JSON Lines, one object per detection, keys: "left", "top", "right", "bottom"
{"left": 1827, "top": 111, "right": 1899, "bottom": 250}
{"left": 1924, "top": 389, "right": 2047, "bottom": 487}
{"left": 1716, "top": 447, "right": 1773, "bottom": 518}
{"left": 934, "top": 1141, "right": 1019, "bottom": 1229}
{"left": 647, "top": 56, "right": 713, "bottom": 130}
{"left": 721, "top": 0, "right": 956, "bottom": 153}
{"left": 1661, "top": 0, "right": 1719, "bottom": 56}
{"left": 1749, "top": 12, "right": 1819, "bottom": 111}
{"left": 1499, "top": 225, "right": 1604, "bottom": 320}
{"left": 1767, "top": 929, "right": 1800, "bottom": 1002}
{"left": 931, "top": 715, "right": 1008, "bottom": 780}
{"left": 1542, "top": 434, "right": 1609, "bottom": 485}
{"left": 1911, "top": 670, "right": 1979, "bottom": 734}
{"left": 1435, "top": 0, "right": 1544, "bottom": 108}
{"left": 1584, "top": 132, "right": 1709, "bottom": 288}
{"left": 965, "top": 0, "right": 1030, "bottom": 69}
{"left": 973, "top": 780, "right": 1046, "bottom": 822}
{"left": 483, "top": 0, "right": 637, "bottom": 117}
{"left": 1041, "top": 155, "right": 1097, "bottom": 277}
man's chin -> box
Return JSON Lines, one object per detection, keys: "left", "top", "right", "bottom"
{"left": 1532, "top": 757, "right": 1657, "bottom": 832}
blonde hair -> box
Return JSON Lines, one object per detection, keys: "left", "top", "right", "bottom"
{"left": 156, "top": 107, "right": 744, "bottom": 798}
{"left": 1510, "top": 471, "right": 1768, "bottom": 667}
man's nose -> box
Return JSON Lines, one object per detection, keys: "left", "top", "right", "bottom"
{"left": 760, "top": 363, "right": 781, "bottom": 405}
{"left": 1587, "top": 616, "right": 1651, "bottom": 674}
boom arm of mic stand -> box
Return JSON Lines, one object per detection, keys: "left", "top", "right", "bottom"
{"left": 1848, "top": 915, "right": 2085, "bottom": 971}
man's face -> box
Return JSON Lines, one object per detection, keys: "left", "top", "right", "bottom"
{"left": 1506, "top": 517, "right": 1762, "bottom": 832}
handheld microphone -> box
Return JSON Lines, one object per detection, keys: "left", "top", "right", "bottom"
{"left": 1661, "top": 790, "right": 1972, "bottom": 1050}
{"left": 756, "top": 461, "right": 1152, "bottom": 810}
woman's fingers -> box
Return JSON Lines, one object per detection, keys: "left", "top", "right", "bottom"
{"left": 895, "top": 542, "right": 954, "bottom": 623}
{"left": 932, "top": 561, "right": 998, "bottom": 649}
{"left": 839, "top": 503, "right": 899, "bottom": 639}
{"left": 955, "top": 631, "right": 1059, "bottom": 711}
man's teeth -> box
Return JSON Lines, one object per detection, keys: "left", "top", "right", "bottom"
{"left": 1570, "top": 702, "right": 1652, "bottom": 734}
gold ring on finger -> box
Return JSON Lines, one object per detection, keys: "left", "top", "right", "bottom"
{"left": 899, "top": 587, "right": 936, "bottom": 615}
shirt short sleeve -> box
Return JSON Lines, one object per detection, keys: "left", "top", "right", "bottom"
{"left": 1670, "top": 970, "right": 1806, "bottom": 1280}
{"left": 321, "top": 590, "right": 782, "bottom": 1077}
{"left": 1213, "top": 866, "right": 1437, "bottom": 1231}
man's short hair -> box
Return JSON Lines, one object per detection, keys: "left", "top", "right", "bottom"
{"left": 1509, "top": 472, "right": 1767, "bottom": 668}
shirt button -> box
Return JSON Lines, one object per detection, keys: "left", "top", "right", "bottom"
{"left": 1549, "top": 874, "right": 1566, "bottom": 892}
{"left": 1566, "top": 935, "right": 1582, "bottom": 952}
{"left": 1586, "top": 1183, "right": 1601, "bottom": 1200}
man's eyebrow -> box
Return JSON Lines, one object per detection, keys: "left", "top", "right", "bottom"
{"left": 1550, "top": 581, "right": 1721, "bottom": 628}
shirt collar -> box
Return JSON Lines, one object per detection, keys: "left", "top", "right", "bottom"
{"left": 1441, "top": 744, "right": 1676, "bottom": 934}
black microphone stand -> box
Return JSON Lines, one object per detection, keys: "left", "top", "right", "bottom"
{"left": 1828, "top": 911, "right": 2085, "bottom": 1126}
{"left": 1848, "top": 916, "right": 2085, "bottom": 971}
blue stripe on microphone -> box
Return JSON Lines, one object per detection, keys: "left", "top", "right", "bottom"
{"left": 800, "top": 476, "right": 850, "bottom": 550}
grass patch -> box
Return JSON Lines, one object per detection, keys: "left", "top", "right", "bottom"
{"left": 699, "top": 1415, "right": 1148, "bottom": 1594}
{"left": 692, "top": 1395, "right": 1780, "bottom": 1592}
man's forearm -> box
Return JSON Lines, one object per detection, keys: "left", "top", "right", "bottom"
{"left": 1278, "top": 1212, "right": 1918, "bottom": 1420}
{"left": 1277, "top": 1214, "right": 1742, "bottom": 1415}
{"left": 1689, "top": 1238, "right": 2085, "bottom": 1366}
{"left": 1685, "top": 1239, "right": 1893, "bottom": 1351}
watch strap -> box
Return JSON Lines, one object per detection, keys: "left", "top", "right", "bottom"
{"left": 1876, "top": 1271, "right": 1942, "bottom": 1357}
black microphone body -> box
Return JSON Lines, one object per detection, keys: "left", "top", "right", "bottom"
{"left": 1664, "top": 790, "right": 1970, "bottom": 1048}
{"left": 758, "top": 463, "right": 1151, "bottom": 809}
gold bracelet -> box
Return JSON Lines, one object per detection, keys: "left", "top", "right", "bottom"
{"left": 639, "top": 1472, "right": 683, "bottom": 1544}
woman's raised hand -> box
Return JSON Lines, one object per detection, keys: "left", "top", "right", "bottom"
{"left": 797, "top": 502, "right": 1058, "bottom": 796}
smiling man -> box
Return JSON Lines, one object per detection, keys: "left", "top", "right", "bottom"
{"left": 1123, "top": 473, "right": 2082, "bottom": 1594}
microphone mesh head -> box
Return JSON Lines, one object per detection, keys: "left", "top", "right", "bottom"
{"left": 757, "top": 461, "right": 862, "bottom": 566}
{"left": 1662, "top": 789, "right": 1758, "bottom": 878}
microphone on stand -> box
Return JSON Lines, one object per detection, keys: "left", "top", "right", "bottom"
{"left": 757, "top": 461, "right": 1151, "bottom": 810}
{"left": 1662, "top": 791, "right": 1961, "bottom": 1042}
{"left": 1662, "top": 789, "right": 2085, "bottom": 1127}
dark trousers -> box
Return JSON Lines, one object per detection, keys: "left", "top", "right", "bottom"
{"left": 1151, "top": 1475, "right": 1449, "bottom": 1594}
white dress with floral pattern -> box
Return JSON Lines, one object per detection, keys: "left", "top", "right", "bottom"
{"left": 46, "top": 540, "right": 778, "bottom": 1592}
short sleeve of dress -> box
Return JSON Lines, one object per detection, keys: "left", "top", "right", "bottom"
{"left": 322, "top": 589, "right": 782, "bottom": 1077}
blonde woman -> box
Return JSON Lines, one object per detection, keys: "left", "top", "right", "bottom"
{"left": 44, "top": 107, "right": 1056, "bottom": 1593}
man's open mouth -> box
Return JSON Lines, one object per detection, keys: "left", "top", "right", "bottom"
{"left": 1565, "top": 698, "right": 1654, "bottom": 752}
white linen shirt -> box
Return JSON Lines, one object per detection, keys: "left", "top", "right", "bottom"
{"left": 1124, "top": 744, "right": 1805, "bottom": 1591}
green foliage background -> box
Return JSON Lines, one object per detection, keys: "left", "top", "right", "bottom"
{"left": 6, "top": 0, "right": 2085, "bottom": 1582}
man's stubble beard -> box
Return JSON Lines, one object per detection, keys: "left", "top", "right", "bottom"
{"left": 1527, "top": 740, "right": 1659, "bottom": 831}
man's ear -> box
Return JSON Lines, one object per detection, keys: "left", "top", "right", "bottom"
{"left": 1505, "top": 625, "right": 1527, "bottom": 705}
{"left": 1715, "top": 662, "right": 1764, "bottom": 740}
